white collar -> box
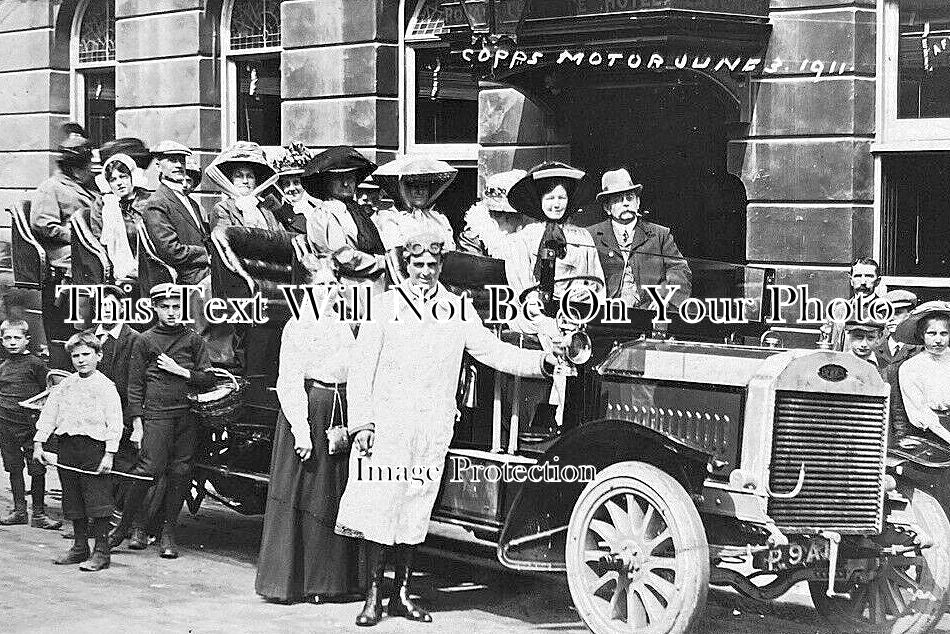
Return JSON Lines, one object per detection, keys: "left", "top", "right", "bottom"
{"left": 888, "top": 337, "right": 901, "bottom": 356}
{"left": 611, "top": 219, "right": 637, "bottom": 244}
{"left": 95, "top": 323, "right": 123, "bottom": 340}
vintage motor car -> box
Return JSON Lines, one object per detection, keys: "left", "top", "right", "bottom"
{"left": 9, "top": 206, "right": 950, "bottom": 634}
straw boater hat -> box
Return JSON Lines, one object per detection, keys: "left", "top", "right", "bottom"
{"left": 301, "top": 146, "right": 377, "bottom": 198}
{"left": 506, "top": 161, "right": 585, "bottom": 221}
{"left": 208, "top": 141, "right": 275, "bottom": 184}
{"left": 893, "top": 301, "right": 950, "bottom": 345}
{"left": 596, "top": 168, "right": 643, "bottom": 201}
{"left": 372, "top": 155, "right": 457, "bottom": 211}
{"left": 271, "top": 142, "right": 312, "bottom": 177}
{"left": 483, "top": 169, "right": 527, "bottom": 213}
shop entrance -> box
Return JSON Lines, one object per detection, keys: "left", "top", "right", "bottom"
{"left": 513, "top": 69, "right": 748, "bottom": 264}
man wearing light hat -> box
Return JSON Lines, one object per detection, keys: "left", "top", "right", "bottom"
{"left": 30, "top": 124, "right": 102, "bottom": 271}
{"left": 588, "top": 168, "right": 691, "bottom": 311}
{"left": 843, "top": 318, "right": 887, "bottom": 378}
{"left": 874, "top": 289, "right": 922, "bottom": 441}
{"left": 142, "top": 141, "right": 234, "bottom": 365}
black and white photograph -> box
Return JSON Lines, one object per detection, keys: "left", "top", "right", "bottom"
{"left": 1, "top": 0, "right": 949, "bottom": 632}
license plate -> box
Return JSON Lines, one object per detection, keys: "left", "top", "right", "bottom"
{"left": 754, "top": 538, "right": 830, "bottom": 572}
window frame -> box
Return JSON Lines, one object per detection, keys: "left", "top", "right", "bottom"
{"left": 220, "top": 0, "right": 284, "bottom": 151}
{"left": 70, "top": 0, "right": 116, "bottom": 140}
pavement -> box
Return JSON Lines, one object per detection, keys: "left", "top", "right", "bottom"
{"left": 0, "top": 473, "right": 947, "bottom": 633}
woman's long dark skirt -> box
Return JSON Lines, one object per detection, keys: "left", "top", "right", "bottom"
{"left": 255, "top": 382, "right": 363, "bottom": 601}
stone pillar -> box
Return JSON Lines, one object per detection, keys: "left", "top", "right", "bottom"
{"left": 114, "top": 0, "right": 219, "bottom": 208}
{"left": 281, "top": 0, "right": 399, "bottom": 165}
{"left": 477, "top": 84, "right": 571, "bottom": 190}
{"left": 0, "top": 1, "right": 65, "bottom": 210}
{"left": 731, "top": 1, "right": 876, "bottom": 320}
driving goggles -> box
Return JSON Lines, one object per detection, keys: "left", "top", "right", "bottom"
{"left": 403, "top": 241, "right": 445, "bottom": 256}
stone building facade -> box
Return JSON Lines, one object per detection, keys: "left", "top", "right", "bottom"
{"left": 0, "top": 0, "right": 946, "bottom": 314}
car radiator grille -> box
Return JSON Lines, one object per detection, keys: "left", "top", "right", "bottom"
{"left": 767, "top": 391, "right": 888, "bottom": 535}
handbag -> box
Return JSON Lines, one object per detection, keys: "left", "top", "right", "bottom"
{"left": 325, "top": 384, "right": 350, "bottom": 455}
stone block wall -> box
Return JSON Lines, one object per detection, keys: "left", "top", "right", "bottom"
{"left": 731, "top": 1, "right": 877, "bottom": 318}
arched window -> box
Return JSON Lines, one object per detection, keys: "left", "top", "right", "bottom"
{"left": 72, "top": 0, "right": 116, "bottom": 147}
{"left": 222, "top": 0, "right": 283, "bottom": 147}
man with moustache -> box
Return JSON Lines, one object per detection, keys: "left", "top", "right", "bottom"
{"left": 587, "top": 168, "right": 691, "bottom": 312}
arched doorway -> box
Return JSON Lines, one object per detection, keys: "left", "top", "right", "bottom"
{"left": 499, "top": 66, "right": 748, "bottom": 264}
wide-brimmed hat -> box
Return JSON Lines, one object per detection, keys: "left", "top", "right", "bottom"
{"left": 100, "top": 137, "right": 152, "bottom": 170}
{"left": 301, "top": 146, "right": 377, "bottom": 197}
{"left": 373, "top": 155, "right": 457, "bottom": 211}
{"left": 484, "top": 169, "right": 527, "bottom": 213}
{"left": 208, "top": 141, "right": 275, "bottom": 184}
{"left": 271, "top": 142, "right": 313, "bottom": 177}
{"left": 893, "top": 300, "right": 950, "bottom": 345}
{"left": 596, "top": 168, "right": 643, "bottom": 201}
{"left": 506, "top": 161, "right": 585, "bottom": 221}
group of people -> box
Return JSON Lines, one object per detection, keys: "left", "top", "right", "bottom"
{"left": 836, "top": 259, "right": 950, "bottom": 449}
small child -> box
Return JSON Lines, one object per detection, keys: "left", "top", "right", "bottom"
{"left": 0, "top": 319, "right": 60, "bottom": 529}
{"left": 33, "top": 331, "right": 123, "bottom": 571}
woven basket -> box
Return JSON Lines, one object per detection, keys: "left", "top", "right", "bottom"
{"left": 188, "top": 368, "right": 248, "bottom": 428}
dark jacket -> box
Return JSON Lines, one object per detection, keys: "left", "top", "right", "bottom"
{"left": 874, "top": 338, "right": 923, "bottom": 442}
{"left": 127, "top": 323, "right": 216, "bottom": 418}
{"left": 588, "top": 219, "right": 692, "bottom": 309}
{"left": 142, "top": 183, "right": 211, "bottom": 285}
{"left": 30, "top": 172, "right": 102, "bottom": 268}
{"left": 0, "top": 352, "right": 47, "bottom": 425}
{"left": 97, "top": 325, "right": 142, "bottom": 422}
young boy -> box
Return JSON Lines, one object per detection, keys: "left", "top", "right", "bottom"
{"left": 111, "top": 283, "right": 215, "bottom": 559}
{"left": 845, "top": 319, "right": 886, "bottom": 379}
{"left": 0, "top": 319, "right": 60, "bottom": 529}
{"left": 33, "top": 331, "right": 123, "bottom": 571}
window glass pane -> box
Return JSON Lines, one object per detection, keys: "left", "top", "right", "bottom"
{"left": 236, "top": 56, "right": 281, "bottom": 146}
{"left": 882, "top": 154, "right": 950, "bottom": 276}
{"left": 414, "top": 49, "right": 478, "bottom": 144}
{"left": 83, "top": 68, "right": 116, "bottom": 148}
{"left": 231, "top": 0, "right": 282, "bottom": 50}
{"left": 78, "top": 0, "right": 115, "bottom": 64}
{"left": 898, "top": 0, "right": 950, "bottom": 118}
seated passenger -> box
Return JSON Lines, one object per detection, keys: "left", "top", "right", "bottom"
{"left": 844, "top": 319, "right": 885, "bottom": 378}
{"left": 299, "top": 146, "right": 386, "bottom": 294}
{"left": 464, "top": 162, "right": 604, "bottom": 329}
{"left": 457, "top": 170, "right": 530, "bottom": 256}
{"left": 895, "top": 302, "right": 950, "bottom": 445}
{"left": 587, "top": 168, "right": 691, "bottom": 311}
{"left": 269, "top": 142, "right": 315, "bottom": 234}
{"left": 30, "top": 125, "right": 101, "bottom": 272}
{"left": 207, "top": 142, "right": 281, "bottom": 231}
{"left": 96, "top": 152, "right": 151, "bottom": 283}
{"left": 373, "top": 155, "right": 457, "bottom": 250}
{"left": 875, "top": 290, "right": 922, "bottom": 441}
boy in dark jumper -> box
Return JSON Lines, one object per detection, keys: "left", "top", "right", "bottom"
{"left": 111, "top": 283, "right": 216, "bottom": 558}
{"left": 0, "top": 319, "right": 61, "bottom": 529}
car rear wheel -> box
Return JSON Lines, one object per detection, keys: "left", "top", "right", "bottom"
{"left": 566, "top": 462, "right": 709, "bottom": 634}
{"left": 810, "top": 487, "right": 950, "bottom": 634}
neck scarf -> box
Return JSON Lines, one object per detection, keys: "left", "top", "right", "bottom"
{"left": 533, "top": 221, "right": 567, "bottom": 282}
{"left": 345, "top": 199, "right": 385, "bottom": 255}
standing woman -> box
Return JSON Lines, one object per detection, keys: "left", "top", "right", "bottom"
{"left": 206, "top": 141, "right": 281, "bottom": 231}
{"left": 255, "top": 284, "right": 363, "bottom": 604}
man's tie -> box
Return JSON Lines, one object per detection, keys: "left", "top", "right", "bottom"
{"left": 620, "top": 229, "right": 631, "bottom": 249}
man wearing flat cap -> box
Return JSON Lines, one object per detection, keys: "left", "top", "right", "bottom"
{"left": 844, "top": 318, "right": 887, "bottom": 378}
{"left": 874, "top": 289, "right": 922, "bottom": 441}
{"left": 30, "top": 124, "right": 102, "bottom": 272}
{"left": 588, "top": 168, "right": 691, "bottom": 311}
{"left": 141, "top": 141, "right": 234, "bottom": 365}
{"left": 335, "top": 232, "right": 558, "bottom": 626}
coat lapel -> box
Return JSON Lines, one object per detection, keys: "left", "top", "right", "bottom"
{"left": 629, "top": 222, "right": 652, "bottom": 253}
{"left": 160, "top": 183, "right": 202, "bottom": 234}
{"left": 595, "top": 221, "right": 622, "bottom": 254}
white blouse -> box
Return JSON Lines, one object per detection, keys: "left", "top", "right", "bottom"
{"left": 899, "top": 352, "right": 950, "bottom": 432}
{"left": 275, "top": 298, "right": 355, "bottom": 442}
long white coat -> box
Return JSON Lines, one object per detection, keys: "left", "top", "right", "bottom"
{"left": 334, "top": 283, "right": 547, "bottom": 545}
